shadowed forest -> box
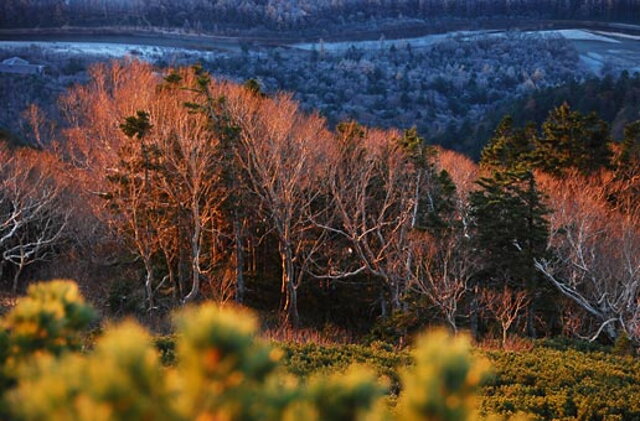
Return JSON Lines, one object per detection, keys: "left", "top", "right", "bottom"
{"left": 4, "top": 0, "right": 640, "bottom": 31}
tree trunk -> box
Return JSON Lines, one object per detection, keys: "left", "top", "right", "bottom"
{"left": 234, "top": 215, "right": 245, "bottom": 304}
{"left": 447, "top": 313, "right": 458, "bottom": 334}
{"left": 502, "top": 326, "right": 508, "bottom": 348}
{"left": 470, "top": 288, "right": 479, "bottom": 340}
{"left": 12, "top": 265, "right": 23, "bottom": 294}
{"left": 184, "top": 204, "right": 202, "bottom": 304}
{"left": 280, "top": 243, "right": 299, "bottom": 327}
{"left": 379, "top": 289, "right": 388, "bottom": 319}
{"left": 143, "top": 257, "right": 154, "bottom": 309}
{"left": 168, "top": 264, "right": 178, "bottom": 301}
{"left": 526, "top": 301, "right": 537, "bottom": 338}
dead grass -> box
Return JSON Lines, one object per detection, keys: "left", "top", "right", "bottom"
{"left": 476, "top": 334, "right": 535, "bottom": 352}
{"left": 262, "top": 323, "right": 357, "bottom": 345}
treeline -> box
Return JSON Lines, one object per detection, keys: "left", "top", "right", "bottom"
{"left": 440, "top": 71, "right": 640, "bottom": 156}
{"left": 3, "top": 0, "right": 640, "bottom": 30}
{"left": 2, "top": 61, "right": 640, "bottom": 347}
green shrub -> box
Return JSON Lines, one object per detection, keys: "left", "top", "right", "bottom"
{"left": 612, "top": 331, "right": 635, "bottom": 357}
{"left": 483, "top": 348, "right": 640, "bottom": 420}
{"left": 0, "top": 280, "right": 506, "bottom": 421}
{"left": 397, "top": 330, "right": 490, "bottom": 421}
{"left": 9, "top": 281, "right": 637, "bottom": 420}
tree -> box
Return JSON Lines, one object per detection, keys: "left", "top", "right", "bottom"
{"left": 470, "top": 168, "right": 549, "bottom": 291}
{"left": 611, "top": 120, "right": 640, "bottom": 213}
{"left": 535, "top": 171, "right": 640, "bottom": 343}
{"left": 480, "top": 286, "right": 530, "bottom": 347}
{"left": 534, "top": 103, "right": 612, "bottom": 175}
{"left": 470, "top": 162, "right": 549, "bottom": 338}
{"left": 105, "top": 110, "right": 160, "bottom": 309}
{"left": 319, "top": 126, "right": 421, "bottom": 317}
{"left": 0, "top": 146, "right": 70, "bottom": 292}
{"left": 480, "top": 116, "right": 535, "bottom": 171}
{"left": 233, "top": 91, "right": 331, "bottom": 326}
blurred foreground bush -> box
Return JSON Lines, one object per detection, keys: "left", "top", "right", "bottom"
{"left": 0, "top": 280, "right": 523, "bottom": 421}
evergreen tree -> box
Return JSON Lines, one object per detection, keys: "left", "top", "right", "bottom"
{"left": 612, "top": 120, "right": 640, "bottom": 211}
{"left": 396, "top": 128, "right": 458, "bottom": 234}
{"left": 617, "top": 120, "right": 640, "bottom": 172}
{"left": 470, "top": 168, "right": 549, "bottom": 292}
{"left": 534, "top": 103, "right": 612, "bottom": 175}
{"left": 480, "top": 116, "right": 535, "bottom": 171}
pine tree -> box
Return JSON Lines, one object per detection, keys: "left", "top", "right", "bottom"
{"left": 480, "top": 116, "right": 535, "bottom": 171}
{"left": 612, "top": 120, "right": 640, "bottom": 211}
{"left": 396, "top": 128, "right": 458, "bottom": 233}
{"left": 534, "top": 103, "right": 611, "bottom": 175}
{"left": 617, "top": 120, "right": 640, "bottom": 172}
{"left": 470, "top": 167, "right": 549, "bottom": 292}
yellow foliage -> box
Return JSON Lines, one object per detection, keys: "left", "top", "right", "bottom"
{"left": 0, "top": 282, "right": 529, "bottom": 421}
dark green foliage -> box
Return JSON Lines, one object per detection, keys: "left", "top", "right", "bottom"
{"left": 534, "top": 103, "right": 611, "bottom": 175}
{"left": 537, "top": 337, "right": 611, "bottom": 354}
{"left": 480, "top": 116, "right": 535, "bottom": 171}
{"left": 616, "top": 120, "right": 640, "bottom": 178}
{"left": 119, "top": 111, "right": 152, "bottom": 140}
{"left": 612, "top": 331, "right": 635, "bottom": 357}
{"left": 422, "top": 168, "right": 458, "bottom": 234}
{"left": 452, "top": 73, "right": 640, "bottom": 157}
{"left": 244, "top": 78, "right": 265, "bottom": 97}
{"left": 397, "top": 127, "right": 435, "bottom": 170}
{"left": 470, "top": 168, "right": 549, "bottom": 291}
{"left": 0, "top": 128, "right": 25, "bottom": 147}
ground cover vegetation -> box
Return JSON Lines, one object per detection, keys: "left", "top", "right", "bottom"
{"left": 0, "top": 279, "right": 526, "bottom": 421}
{"left": 0, "top": 280, "right": 635, "bottom": 421}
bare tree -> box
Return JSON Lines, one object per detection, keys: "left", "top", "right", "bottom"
{"left": 535, "top": 171, "right": 640, "bottom": 342}
{"left": 317, "top": 128, "right": 418, "bottom": 316}
{"left": 231, "top": 92, "right": 331, "bottom": 326}
{"left": 0, "top": 147, "right": 70, "bottom": 292}
{"left": 408, "top": 229, "right": 474, "bottom": 332}
{"left": 480, "top": 286, "right": 530, "bottom": 347}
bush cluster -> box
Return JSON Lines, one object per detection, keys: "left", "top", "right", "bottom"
{"left": 280, "top": 340, "right": 640, "bottom": 420}
{"left": 0, "top": 279, "right": 516, "bottom": 421}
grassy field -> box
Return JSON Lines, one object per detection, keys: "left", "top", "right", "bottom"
{"left": 274, "top": 339, "right": 640, "bottom": 420}
{"left": 275, "top": 341, "right": 639, "bottom": 420}
{"left": 154, "top": 335, "right": 640, "bottom": 419}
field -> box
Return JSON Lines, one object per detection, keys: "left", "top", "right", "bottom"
{"left": 282, "top": 341, "right": 640, "bottom": 420}
{"left": 151, "top": 335, "right": 640, "bottom": 420}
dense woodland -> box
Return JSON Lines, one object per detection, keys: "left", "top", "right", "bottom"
{"left": 205, "top": 32, "right": 582, "bottom": 156}
{"left": 0, "top": 31, "right": 587, "bottom": 159}
{"left": 3, "top": 0, "right": 640, "bottom": 31}
{"left": 1, "top": 61, "right": 640, "bottom": 350}
{"left": 442, "top": 72, "right": 640, "bottom": 154}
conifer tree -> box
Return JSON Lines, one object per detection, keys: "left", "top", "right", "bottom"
{"left": 617, "top": 120, "right": 640, "bottom": 174}
{"left": 106, "top": 110, "right": 162, "bottom": 309}
{"left": 480, "top": 116, "right": 535, "bottom": 171}
{"left": 470, "top": 167, "right": 549, "bottom": 292}
{"left": 534, "top": 103, "right": 611, "bottom": 175}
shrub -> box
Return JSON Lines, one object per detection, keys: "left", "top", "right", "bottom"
{"left": 0, "top": 280, "right": 509, "bottom": 421}
{"left": 612, "top": 331, "right": 635, "bottom": 357}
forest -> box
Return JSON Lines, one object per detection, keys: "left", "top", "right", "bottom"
{"left": 1, "top": 60, "right": 639, "bottom": 350}
{"left": 0, "top": 31, "right": 588, "bottom": 159}
{"left": 3, "top": 0, "right": 640, "bottom": 31}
